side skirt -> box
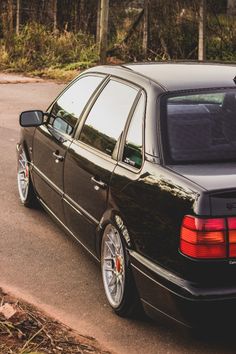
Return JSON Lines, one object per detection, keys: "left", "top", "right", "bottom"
{"left": 38, "top": 197, "right": 100, "bottom": 262}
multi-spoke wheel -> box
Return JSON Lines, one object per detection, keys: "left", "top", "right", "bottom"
{"left": 17, "top": 147, "right": 37, "bottom": 207}
{"left": 101, "top": 222, "right": 141, "bottom": 317}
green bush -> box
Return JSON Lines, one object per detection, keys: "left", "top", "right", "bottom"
{"left": 207, "top": 15, "right": 236, "bottom": 61}
{"left": 0, "top": 22, "right": 98, "bottom": 73}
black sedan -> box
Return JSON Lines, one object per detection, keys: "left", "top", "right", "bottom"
{"left": 17, "top": 62, "right": 236, "bottom": 328}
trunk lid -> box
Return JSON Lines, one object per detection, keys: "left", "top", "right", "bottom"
{"left": 168, "top": 163, "right": 236, "bottom": 216}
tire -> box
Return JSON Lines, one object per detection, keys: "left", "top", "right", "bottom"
{"left": 17, "top": 147, "right": 38, "bottom": 208}
{"left": 101, "top": 222, "right": 141, "bottom": 317}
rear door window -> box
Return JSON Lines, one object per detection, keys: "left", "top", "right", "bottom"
{"left": 79, "top": 79, "right": 139, "bottom": 156}
{"left": 122, "top": 93, "right": 145, "bottom": 169}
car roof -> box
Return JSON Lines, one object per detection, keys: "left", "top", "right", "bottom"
{"left": 91, "top": 62, "right": 236, "bottom": 92}
{"left": 125, "top": 62, "right": 236, "bottom": 91}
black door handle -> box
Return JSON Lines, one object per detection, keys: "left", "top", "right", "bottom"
{"left": 91, "top": 176, "right": 107, "bottom": 189}
{"left": 53, "top": 151, "right": 64, "bottom": 162}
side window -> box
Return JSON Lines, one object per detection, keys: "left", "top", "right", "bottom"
{"left": 122, "top": 93, "right": 145, "bottom": 169}
{"left": 49, "top": 75, "right": 104, "bottom": 135}
{"left": 79, "top": 80, "right": 138, "bottom": 156}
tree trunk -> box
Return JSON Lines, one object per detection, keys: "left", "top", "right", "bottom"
{"left": 9, "top": 0, "right": 14, "bottom": 33}
{"left": 198, "top": 0, "right": 206, "bottom": 61}
{"left": 74, "top": 0, "right": 78, "bottom": 33}
{"left": 16, "top": 0, "right": 20, "bottom": 35}
{"left": 143, "top": 0, "right": 149, "bottom": 56}
{"left": 53, "top": 0, "right": 57, "bottom": 33}
{"left": 7, "top": 0, "right": 14, "bottom": 33}
{"left": 99, "top": 0, "right": 109, "bottom": 64}
{"left": 96, "top": 0, "right": 101, "bottom": 44}
{"left": 124, "top": 9, "right": 144, "bottom": 44}
{"left": 227, "top": 0, "right": 236, "bottom": 15}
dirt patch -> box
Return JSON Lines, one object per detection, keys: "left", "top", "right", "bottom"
{"left": 0, "top": 73, "right": 44, "bottom": 84}
{"left": 0, "top": 289, "right": 111, "bottom": 354}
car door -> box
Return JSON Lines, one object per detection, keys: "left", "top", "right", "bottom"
{"left": 32, "top": 74, "right": 105, "bottom": 222}
{"left": 63, "top": 78, "right": 140, "bottom": 253}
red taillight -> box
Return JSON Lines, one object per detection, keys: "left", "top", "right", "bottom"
{"left": 228, "top": 217, "right": 236, "bottom": 257}
{"left": 180, "top": 216, "right": 226, "bottom": 259}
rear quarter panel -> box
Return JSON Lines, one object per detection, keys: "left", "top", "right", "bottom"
{"left": 109, "top": 161, "right": 203, "bottom": 277}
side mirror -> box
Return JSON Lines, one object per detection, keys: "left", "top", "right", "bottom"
{"left": 20, "top": 110, "right": 44, "bottom": 127}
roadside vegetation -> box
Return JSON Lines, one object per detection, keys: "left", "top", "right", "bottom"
{"left": 0, "top": 1, "right": 235, "bottom": 82}
{"left": 0, "top": 23, "right": 99, "bottom": 82}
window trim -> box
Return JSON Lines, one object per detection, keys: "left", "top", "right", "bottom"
{"left": 46, "top": 73, "right": 108, "bottom": 139}
{"left": 74, "top": 76, "right": 142, "bottom": 160}
{"left": 159, "top": 87, "right": 236, "bottom": 165}
{"left": 117, "top": 91, "right": 146, "bottom": 173}
{"left": 70, "top": 138, "right": 119, "bottom": 165}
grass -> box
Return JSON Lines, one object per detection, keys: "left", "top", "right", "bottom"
{"left": 29, "top": 68, "right": 80, "bottom": 83}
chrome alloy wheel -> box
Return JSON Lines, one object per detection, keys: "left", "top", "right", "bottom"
{"left": 17, "top": 149, "right": 30, "bottom": 203}
{"left": 101, "top": 224, "right": 125, "bottom": 308}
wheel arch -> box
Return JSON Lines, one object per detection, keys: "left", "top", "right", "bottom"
{"left": 96, "top": 208, "right": 132, "bottom": 259}
{"left": 17, "top": 139, "right": 32, "bottom": 163}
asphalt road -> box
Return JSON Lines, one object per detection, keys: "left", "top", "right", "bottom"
{"left": 0, "top": 78, "right": 236, "bottom": 354}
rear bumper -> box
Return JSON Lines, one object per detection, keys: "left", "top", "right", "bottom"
{"left": 129, "top": 251, "right": 236, "bottom": 328}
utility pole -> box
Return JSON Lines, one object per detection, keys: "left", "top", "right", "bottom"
{"left": 99, "top": 0, "right": 109, "bottom": 64}
{"left": 198, "top": 0, "right": 206, "bottom": 61}
{"left": 16, "top": 0, "right": 20, "bottom": 35}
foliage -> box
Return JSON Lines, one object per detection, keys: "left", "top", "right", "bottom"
{"left": 0, "top": 1, "right": 235, "bottom": 80}
{"left": 111, "top": 0, "right": 235, "bottom": 62}
{"left": 207, "top": 15, "right": 236, "bottom": 61}
{"left": 0, "top": 22, "right": 99, "bottom": 74}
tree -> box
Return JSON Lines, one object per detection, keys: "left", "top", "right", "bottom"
{"left": 53, "top": 0, "right": 57, "bottom": 32}
{"left": 143, "top": 0, "right": 149, "bottom": 56}
{"left": 198, "top": 0, "right": 206, "bottom": 61}
{"left": 227, "top": 0, "right": 236, "bottom": 15}
{"left": 96, "top": 0, "right": 101, "bottom": 43}
{"left": 99, "top": 0, "right": 109, "bottom": 64}
{"left": 16, "top": 0, "right": 20, "bottom": 35}
{"left": 7, "top": 0, "right": 14, "bottom": 34}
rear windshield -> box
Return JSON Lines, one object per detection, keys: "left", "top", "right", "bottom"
{"left": 165, "top": 89, "right": 236, "bottom": 163}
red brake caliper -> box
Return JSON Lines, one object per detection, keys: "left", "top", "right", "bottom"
{"left": 116, "top": 257, "right": 121, "bottom": 273}
{"left": 25, "top": 165, "right": 29, "bottom": 178}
